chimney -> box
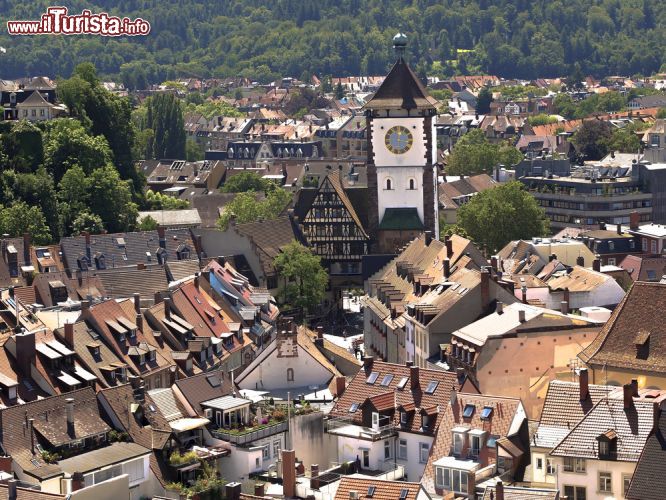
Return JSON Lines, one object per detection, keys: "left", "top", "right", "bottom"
{"left": 334, "top": 376, "right": 346, "bottom": 397}
{"left": 194, "top": 272, "right": 200, "bottom": 289}
{"left": 281, "top": 450, "right": 296, "bottom": 498}
{"left": 7, "top": 479, "right": 16, "bottom": 500}
{"left": 443, "top": 258, "right": 451, "bottom": 279}
{"left": 136, "top": 313, "right": 144, "bottom": 332}
{"left": 164, "top": 297, "right": 172, "bottom": 320}
{"left": 157, "top": 227, "right": 166, "bottom": 249}
{"left": 518, "top": 310, "right": 526, "bottom": 323}
{"left": 84, "top": 231, "right": 91, "bottom": 260}
{"left": 599, "top": 221, "right": 606, "bottom": 231}
{"left": 0, "top": 456, "right": 13, "bottom": 474}
{"left": 496, "top": 481, "right": 504, "bottom": 500}
{"left": 563, "top": 287, "right": 570, "bottom": 306}
{"left": 363, "top": 355, "right": 374, "bottom": 373}
{"left": 593, "top": 258, "right": 601, "bottom": 272}
{"left": 254, "top": 483, "right": 266, "bottom": 497}
{"left": 653, "top": 401, "right": 662, "bottom": 433}
{"left": 630, "top": 211, "right": 640, "bottom": 231}
{"left": 136, "top": 262, "right": 145, "bottom": 271}
{"left": 480, "top": 269, "right": 490, "bottom": 310}
{"left": 491, "top": 256, "right": 498, "bottom": 271}
{"left": 133, "top": 293, "right": 141, "bottom": 314}
{"left": 410, "top": 365, "right": 420, "bottom": 391}
{"left": 561, "top": 301, "right": 569, "bottom": 314}
{"left": 310, "top": 464, "right": 320, "bottom": 490}
{"left": 154, "top": 291, "right": 163, "bottom": 304}
{"left": 576, "top": 255, "right": 584, "bottom": 267}
{"left": 315, "top": 326, "right": 324, "bottom": 348}
{"left": 64, "top": 322, "right": 75, "bottom": 347}
{"left": 424, "top": 231, "right": 432, "bottom": 246}
{"left": 66, "top": 397, "right": 75, "bottom": 436}
{"left": 631, "top": 379, "right": 639, "bottom": 397}
{"left": 616, "top": 224, "right": 622, "bottom": 235}
{"left": 28, "top": 418, "right": 35, "bottom": 453}
{"left": 71, "top": 472, "right": 85, "bottom": 492}
{"left": 15, "top": 331, "right": 36, "bottom": 371}
{"left": 496, "top": 301, "right": 504, "bottom": 315}
{"left": 623, "top": 383, "right": 634, "bottom": 410}
{"left": 579, "top": 368, "right": 589, "bottom": 401}
{"left": 225, "top": 482, "right": 242, "bottom": 500}
{"left": 22, "top": 233, "right": 30, "bottom": 265}
{"left": 81, "top": 300, "right": 90, "bottom": 312}
{"left": 521, "top": 285, "right": 527, "bottom": 304}
{"left": 445, "top": 238, "right": 453, "bottom": 258}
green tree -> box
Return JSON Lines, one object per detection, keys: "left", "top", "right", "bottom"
{"left": 1, "top": 120, "right": 44, "bottom": 172}
{"left": 608, "top": 127, "right": 641, "bottom": 154}
{"left": 138, "top": 215, "right": 160, "bottom": 231}
{"left": 572, "top": 120, "right": 613, "bottom": 161}
{"left": 656, "top": 108, "right": 666, "bottom": 119}
{"left": 447, "top": 130, "right": 522, "bottom": 175}
{"left": 142, "top": 93, "right": 186, "bottom": 159}
{"left": 273, "top": 240, "right": 328, "bottom": 313}
{"left": 185, "top": 138, "right": 204, "bottom": 161}
{"left": 216, "top": 189, "right": 291, "bottom": 230}
{"left": 0, "top": 201, "right": 51, "bottom": 244}
{"left": 88, "top": 166, "right": 138, "bottom": 232}
{"left": 457, "top": 181, "right": 550, "bottom": 254}
{"left": 335, "top": 82, "right": 344, "bottom": 100}
{"left": 475, "top": 87, "right": 493, "bottom": 114}
{"left": 221, "top": 171, "right": 271, "bottom": 193}
{"left": 72, "top": 211, "right": 105, "bottom": 235}
{"left": 145, "top": 190, "right": 190, "bottom": 210}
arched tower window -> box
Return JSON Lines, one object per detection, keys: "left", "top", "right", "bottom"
{"left": 385, "top": 178, "right": 393, "bottom": 190}
{"left": 408, "top": 178, "right": 416, "bottom": 190}
{"left": 287, "top": 368, "right": 294, "bottom": 382}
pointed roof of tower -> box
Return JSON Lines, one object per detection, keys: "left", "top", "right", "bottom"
{"left": 364, "top": 57, "right": 439, "bottom": 111}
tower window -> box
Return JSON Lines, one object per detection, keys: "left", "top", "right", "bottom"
{"left": 385, "top": 178, "right": 393, "bottom": 190}
{"left": 408, "top": 178, "right": 416, "bottom": 190}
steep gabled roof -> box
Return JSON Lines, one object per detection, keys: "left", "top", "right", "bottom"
{"left": 364, "top": 57, "right": 438, "bottom": 110}
{"left": 626, "top": 411, "right": 666, "bottom": 500}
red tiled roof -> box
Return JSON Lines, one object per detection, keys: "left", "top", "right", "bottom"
{"left": 334, "top": 477, "right": 422, "bottom": 500}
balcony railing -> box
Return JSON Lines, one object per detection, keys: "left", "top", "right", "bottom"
{"left": 325, "top": 415, "right": 396, "bottom": 441}
{"left": 211, "top": 420, "right": 288, "bottom": 445}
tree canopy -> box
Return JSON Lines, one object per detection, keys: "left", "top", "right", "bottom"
{"left": 273, "top": 240, "right": 328, "bottom": 314}
{"left": 457, "top": 181, "right": 550, "bottom": 254}
{"left": 446, "top": 129, "right": 523, "bottom": 176}
{"left": 217, "top": 188, "right": 292, "bottom": 230}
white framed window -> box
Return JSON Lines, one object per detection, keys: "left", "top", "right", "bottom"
{"left": 622, "top": 473, "right": 632, "bottom": 497}
{"left": 546, "top": 458, "right": 555, "bottom": 475}
{"left": 437, "top": 468, "right": 468, "bottom": 494}
{"left": 564, "top": 485, "right": 586, "bottom": 500}
{"left": 599, "top": 440, "right": 609, "bottom": 456}
{"left": 535, "top": 457, "right": 543, "bottom": 470}
{"left": 652, "top": 240, "right": 657, "bottom": 254}
{"left": 453, "top": 432, "right": 464, "bottom": 455}
{"left": 398, "top": 439, "right": 407, "bottom": 460}
{"left": 607, "top": 257, "right": 616, "bottom": 266}
{"left": 563, "top": 457, "right": 586, "bottom": 473}
{"left": 419, "top": 442, "right": 429, "bottom": 463}
{"left": 273, "top": 440, "right": 280, "bottom": 458}
{"left": 262, "top": 445, "right": 270, "bottom": 460}
{"left": 471, "top": 435, "right": 481, "bottom": 456}
{"left": 643, "top": 238, "right": 648, "bottom": 251}
{"left": 599, "top": 471, "right": 612, "bottom": 493}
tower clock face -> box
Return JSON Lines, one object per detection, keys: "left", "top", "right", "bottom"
{"left": 384, "top": 125, "right": 413, "bottom": 155}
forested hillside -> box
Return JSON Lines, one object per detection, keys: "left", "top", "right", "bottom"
{"left": 0, "top": 0, "right": 664, "bottom": 84}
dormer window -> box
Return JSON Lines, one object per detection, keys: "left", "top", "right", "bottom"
{"left": 400, "top": 411, "right": 408, "bottom": 425}
{"left": 597, "top": 430, "right": 618, "bottom": 460}
{"left": 150, "top": 350, "right": 156, "bottom": 362}
{"left": 635, "top": 331, "right": 650, "bottom": 359}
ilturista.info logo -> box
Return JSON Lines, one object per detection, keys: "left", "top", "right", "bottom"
{"left": 7, "top": 6, "right": 150, "bottom": 36}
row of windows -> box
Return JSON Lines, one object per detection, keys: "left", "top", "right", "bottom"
{"left": 561, "top": 472, "right": 631, "bottom": 498}
{"left": 384, "top": 178, "right": 418, "bottom": 191}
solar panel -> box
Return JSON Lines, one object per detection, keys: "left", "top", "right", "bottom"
{"left": 366, "top": 372, "right": 379, "bottom": 385}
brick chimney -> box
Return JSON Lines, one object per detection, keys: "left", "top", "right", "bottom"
{"left": 363, "top": 355, "right": 374, "bottom": 374}
{"left": 281, "top": 449, "right": 296, "bottom": 498}
{"left": 7, "top": 479, "right": 16, "bottom": 500}
{"left": 64, "top": 322, "right": 75, "bottom": 347}
{"left": 630, "top": 211, "right": 640, "bottom": 231}
{"left": 315, "top": 326, "right": 324, "bottom": 349}
{"left": 66, "top": 397, "right": 75, "bottom": 436}
{"left": 445, "top": 238, "right": 453, "bottom": 258}
{"left": 424, "top": 231, "right": 432, "bottom": 246}
{"left": 593, "top": 258, "right": 601, "bottom": 272}
{"left": 496, "top": 481, "right": 504, "bottom": 500}
{"left": 496, "top": 302, "right": 504, "bottom": 315}
{"left": 133, "top": 293, "right": 141, "bottom": 314}
{"left": 136, "top": 313, "right": 144, "bottom": 332}
{"left": 334, "top": 376, "right": 346, "bottom": 397}
{"left": 631, "top": 379, "right": 639, "bottom": 397}
{"left": 623, "top": 383, "right": 634, "bottom": 410}
{"left": 652, "top": 401, "right": 662, "bottom": 434}
{"left": 480, "top": 269, "right": 490, "bottom": 310}
{"left": 254, "top": 483, "right": 266, "bottom": 497}
{"left": 157, "top": 227, "right": 166, "bottom": 249}
{"left": 576, "top": 256, "right": 584, "bottom": 267}
{"left": 164, "top": 297, "right": 172, "bottom": 320}
{"left": 491, "top": 256, "right": 498, "bottom": 271}
{"left": 518, "top": 310, "right": 526, "bottom": 323}
{"left": 561, "top": 301, "right": 569, "bottom": 314}
{"left": 71, "top": 472, "right": 85, "bottom": 492}
{"left": 15, "top": 331, "right": 36, "bottom": 371}
{"left": 83, "top": 231, "right": 91, "bottom": 260}
{"left": 310, "top": 464, "right": 320, "bottom": 490}
{"left": 224, "top": 482, "right": 241, "bottom": 500}
{"left": 0, "top": 456, "right": 13, "bottom": 474}
{"left": 579, "top": 368, "right": 589, "bottom": 401}
{"left": 443, "top": 258, "right": 451, "bottom": 279}
{"left": 521, "top": 285, "right": 527, "bottom": 304}
{"left": 410, "top": 365, "right": 420, "bottom": 391}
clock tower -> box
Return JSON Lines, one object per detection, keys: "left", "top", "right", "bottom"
{"left": 365, "top": 33, "right": 439, "bottom": 253}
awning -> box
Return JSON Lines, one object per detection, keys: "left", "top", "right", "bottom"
{"left": 169, "top": 418, "right": 209, "bottom": 432}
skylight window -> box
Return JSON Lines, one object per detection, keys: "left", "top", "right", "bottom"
{"left": 397, "top": 376, "right": 408, "bottom": 390}
{"left": 425, "top": 380, "right": 439, "bottom": 394}
{"left": 367, "top": 372, "right": 379, "bottom": 385}
{"left": 481, "top": 406, "right": 493, "bottom": 420}
{"left": 367, "top": 486, "right": 376, "bottom": 497}
{"left": 399, "top": 489, "right": 409, "bottom": 500}
{"left": 380, "top": 374, "right": 394, "bottom": 386}
{"left": 463, "top": 404, "right": 475, "bottom": 418}
{"left": 349, "top": 403, "right": 359, "bottom": 413}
